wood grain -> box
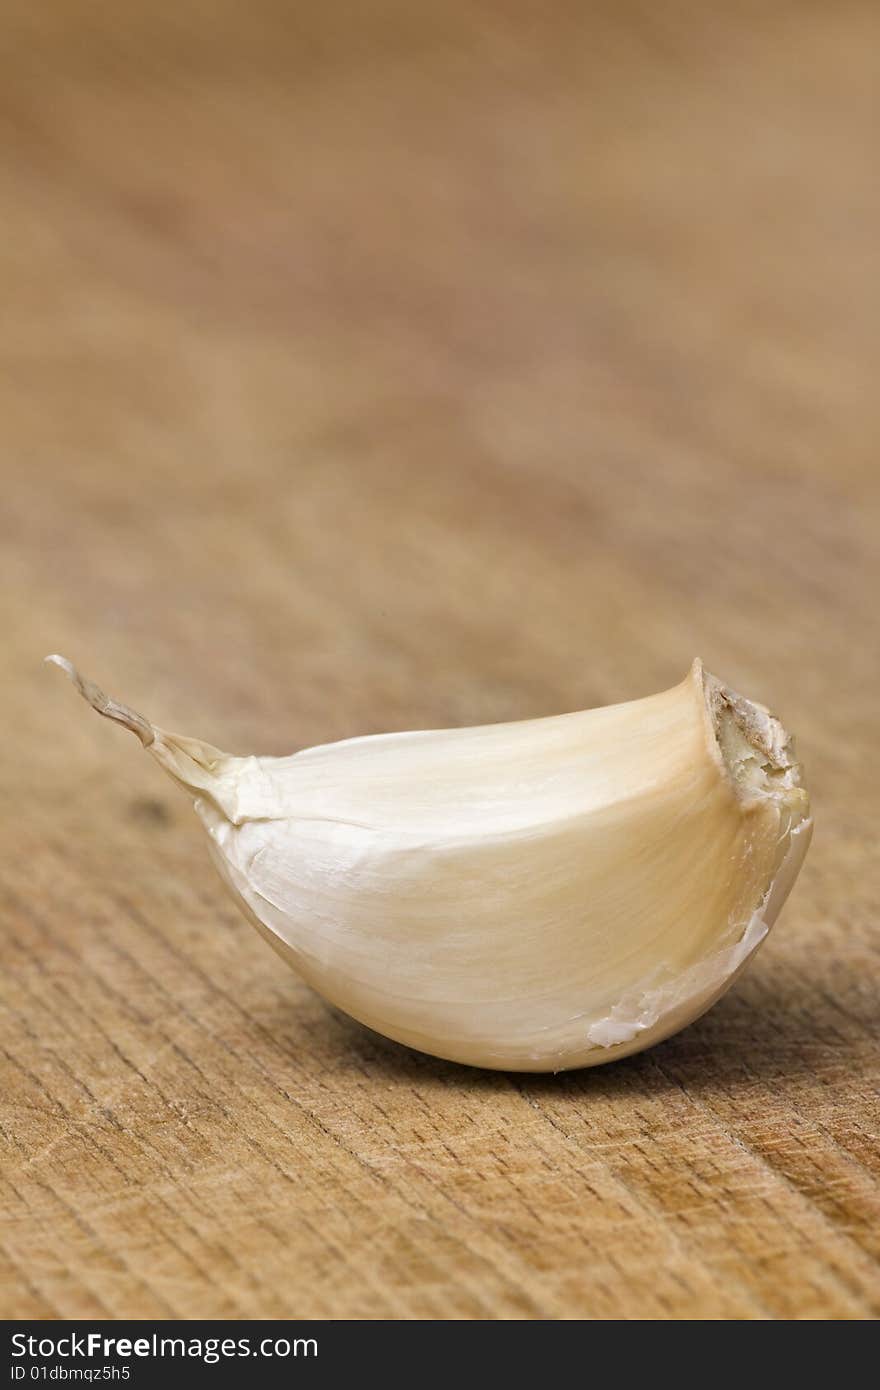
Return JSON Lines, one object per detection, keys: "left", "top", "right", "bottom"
{"left": 1, "top": 1, "right": 878, "bottom": 1320}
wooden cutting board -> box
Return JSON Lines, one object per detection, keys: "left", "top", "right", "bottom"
{"left": 1, "top": 1, "right": 877, "bottom": 1320}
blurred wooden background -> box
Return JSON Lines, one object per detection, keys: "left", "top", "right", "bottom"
{"left": 1, "top": 1, "right": 878, "bottom": 1319}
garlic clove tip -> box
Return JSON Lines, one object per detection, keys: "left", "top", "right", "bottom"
{"left": 45, "top": 653, "right": 155, "bottom": 748}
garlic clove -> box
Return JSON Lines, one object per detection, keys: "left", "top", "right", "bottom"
{"left": 46, "top": 655, "right": 811, "bottom": 1072}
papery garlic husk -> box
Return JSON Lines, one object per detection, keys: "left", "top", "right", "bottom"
{"left": 47, "top": 656, "right": 811, "bottom": 1072}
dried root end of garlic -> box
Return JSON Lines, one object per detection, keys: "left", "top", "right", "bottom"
{"left": 47, "top": 654, "right": 811, "bottom": 1073}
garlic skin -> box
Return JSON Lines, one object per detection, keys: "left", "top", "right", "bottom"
{"left": 47, "top": 656, "right": 811, "bottom": 1072}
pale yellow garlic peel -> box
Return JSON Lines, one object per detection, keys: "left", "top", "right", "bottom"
{"left": 46, "top": 655, "right": 811, "bottom": 1072}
